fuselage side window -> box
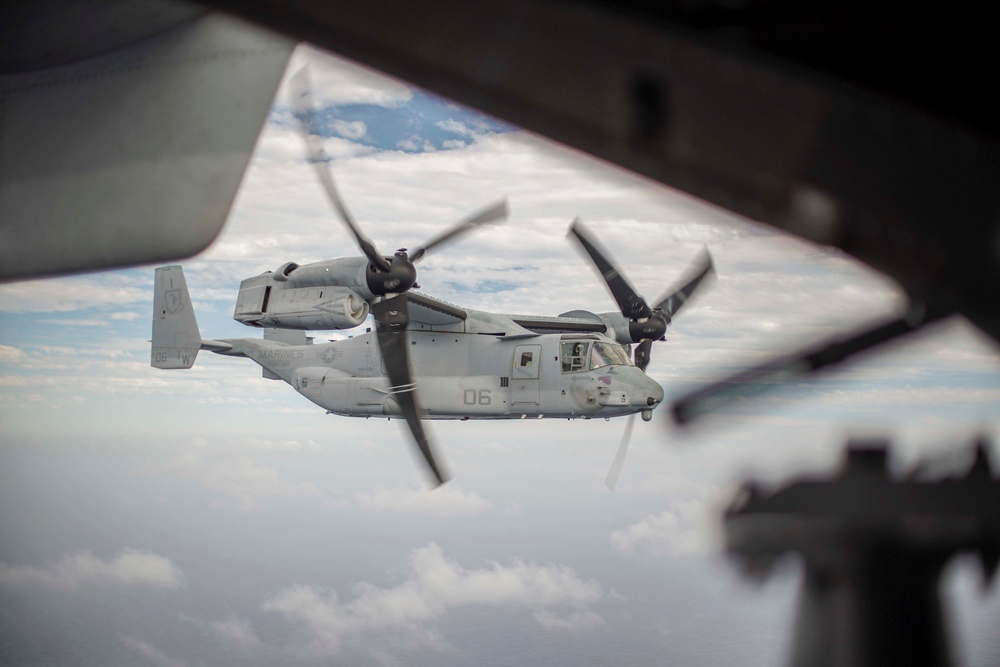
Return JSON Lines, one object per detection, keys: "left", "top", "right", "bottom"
{"left": 561, "top": 341, "right": 590, "bottom": 373}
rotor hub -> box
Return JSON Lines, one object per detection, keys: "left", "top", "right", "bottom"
{"left": 628, "top": 312, "right": 668, "bottom": 342}
{"left": 367, "top": 255, "right": 417, "bottom": 295}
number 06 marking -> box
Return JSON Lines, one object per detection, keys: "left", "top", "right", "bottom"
{"left": 463, "top": 389, "right": 492, "bottom": 405}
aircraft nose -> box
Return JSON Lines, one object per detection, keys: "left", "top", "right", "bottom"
{"left": 630, "top": 369, "right": 664, "bottom": 407}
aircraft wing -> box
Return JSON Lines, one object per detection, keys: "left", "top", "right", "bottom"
{"left": 406, "top": 291, "right": 468, "bottom": 326}
{"left": 0, "top": 8, "right": 295, "bottom": 281}
{"left": 509, "top": 314, "right": 607, "bottom": 335}
{"left": 407, "top": 292, "right": 551, "bottom": 339}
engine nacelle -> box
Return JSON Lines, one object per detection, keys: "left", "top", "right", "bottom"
{"left": 234, "top": 279, "right": 369, "bottom": 330}
{"left": 559, "top": 309, "right": 637, "bottom": 346}
{"left": 234, "top": 257, "right": 375, "bottom": 330}
{"left": 272, "top": 261, "right": 299, "bottom": 281}
{"left": 594, "top": 312, "right": 638, "bottom": 346}
{"left": 559, "top": 310, "right": 670, "bottom": 346}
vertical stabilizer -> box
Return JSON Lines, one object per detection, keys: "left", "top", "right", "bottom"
{"left": 152, "top": 266, "right": 201, "bottom": 369}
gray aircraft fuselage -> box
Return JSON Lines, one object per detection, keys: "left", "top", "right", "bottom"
{"left": 219, "top": 330, "right": 663, "bottom": 420}
{"left": 151, "top": 264, "right": 664, "bottom": 422}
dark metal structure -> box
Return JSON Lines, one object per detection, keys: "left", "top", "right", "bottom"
{"left": 725, "top": 441, "right": 999, "bottom": 666}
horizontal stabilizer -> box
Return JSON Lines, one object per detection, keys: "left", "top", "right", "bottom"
{"left": 200, "top": 340, "right": 234, "bottom": 353}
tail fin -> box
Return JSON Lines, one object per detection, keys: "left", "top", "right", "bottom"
{"left": 152, "top": 265, "right": 201, "bottom": 369}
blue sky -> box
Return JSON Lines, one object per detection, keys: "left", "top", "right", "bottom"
{"left": 1, "top": 45, "right": 999, "bottom": 666}
{"left": 295, "top": 91, "right": 512, "bottom": 153}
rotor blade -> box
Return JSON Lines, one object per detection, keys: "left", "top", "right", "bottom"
{"left": 652, "top": 248, "right": 716, "bottom": 319}
{"left": 671, "top": 315, "right": 928, "bottom": 425}
{"left": 372, "top": 295, "right": 449, "bottom": 486}
{"left": 634, "top": 339, "right": 654, "bottom": 372}
{"left": 409, "top": 199, "right": 509, "bottom": 263}
{"left": 605, "top": 414, "right": 637, "bottom": 491}
{"left": 568, "top": 219, "right": 651, "bottom": 319}
{"left": 289, "top": 67, "right": 391, "bottom": 272}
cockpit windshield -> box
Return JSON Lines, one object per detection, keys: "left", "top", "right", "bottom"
{"left": 590, "top": 342, "right": 631, "bottom": 369}
{"left": 561, "top": 340, "right": 631, "bottom": 373}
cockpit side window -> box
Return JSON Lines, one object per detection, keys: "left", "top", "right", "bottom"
{"left": 590, "top": 342, "right": 631, "bottom": 370}
{"left": 561, "top": 341, "right": 590, "bottom": 373}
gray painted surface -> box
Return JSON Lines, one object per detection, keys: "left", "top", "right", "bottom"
{"left": 0, "top": 12, "right": 294, "bottom": 280}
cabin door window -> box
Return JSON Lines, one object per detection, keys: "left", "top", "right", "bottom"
{"left": 511, "top": 344, "right": 541, "bottom": 405}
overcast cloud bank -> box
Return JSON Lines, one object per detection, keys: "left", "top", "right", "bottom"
{"left": 264, "top": 542, "right": 605, "bottom": 657}
{"left": 0, "top": 548, "right": 183, "bottom": 591}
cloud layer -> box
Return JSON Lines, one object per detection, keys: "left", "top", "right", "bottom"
{"left": 0, "top": 548, "right": 183, "bottom": 591}
{"left": 264, "top": 543, "right": 605, "bottom": 656}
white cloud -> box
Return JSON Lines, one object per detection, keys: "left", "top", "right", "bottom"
{"left": 397, "top": 135, "right": 436, "bottom": 152}
{"left": 253, "top": 123, "right": 375, "bottom": 165}
{"left": 331, "top": 119, "right": 368, "bottom": 140}
{"left": 121, "top": 636, "right": 188, "bottom": 667}
{"left": 263, "top": 543, "right": 605, "bottom": 656}
{"left": 210, "top": 616, "right": 261, "bottom": 650}
{"left": 354, "top": 484, "right": 492, "bottom": 515}
{"left": 0, "top": 344, "right": 25, "bottom": 363}
{"left": 396, "top": 136, "right": 420, "bottom": 151}
{"left": 0, "top": 548, "right": 183, "bottom": 591}
{"left": 436, "top": 119, "right": 475, "bottom": 136}
{"left": 610, "top": 500, "right": 718, "bottom": 557}
{"left": 0, "top": 274, "right": 149, "bottom": 313}
{"left": 43, "top": 318, "right": 109, "bottom": 327}
{"left": 180, "top": 613, "right": 261, "bottom": 650}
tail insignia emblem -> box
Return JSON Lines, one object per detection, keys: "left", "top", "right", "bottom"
{"left": 165, "top": 289, "right": 182, "bottom": 313}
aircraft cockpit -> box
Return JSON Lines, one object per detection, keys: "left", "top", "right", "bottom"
{"left": 560, "top": 338, "right": 632, "bottom": 373}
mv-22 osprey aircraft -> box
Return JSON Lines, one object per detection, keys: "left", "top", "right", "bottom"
{"left": 150, "top": 69, "right": 715, "bottom": 488}
{"left": 151, "top": 220, "right": 713, "bottom": 488}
